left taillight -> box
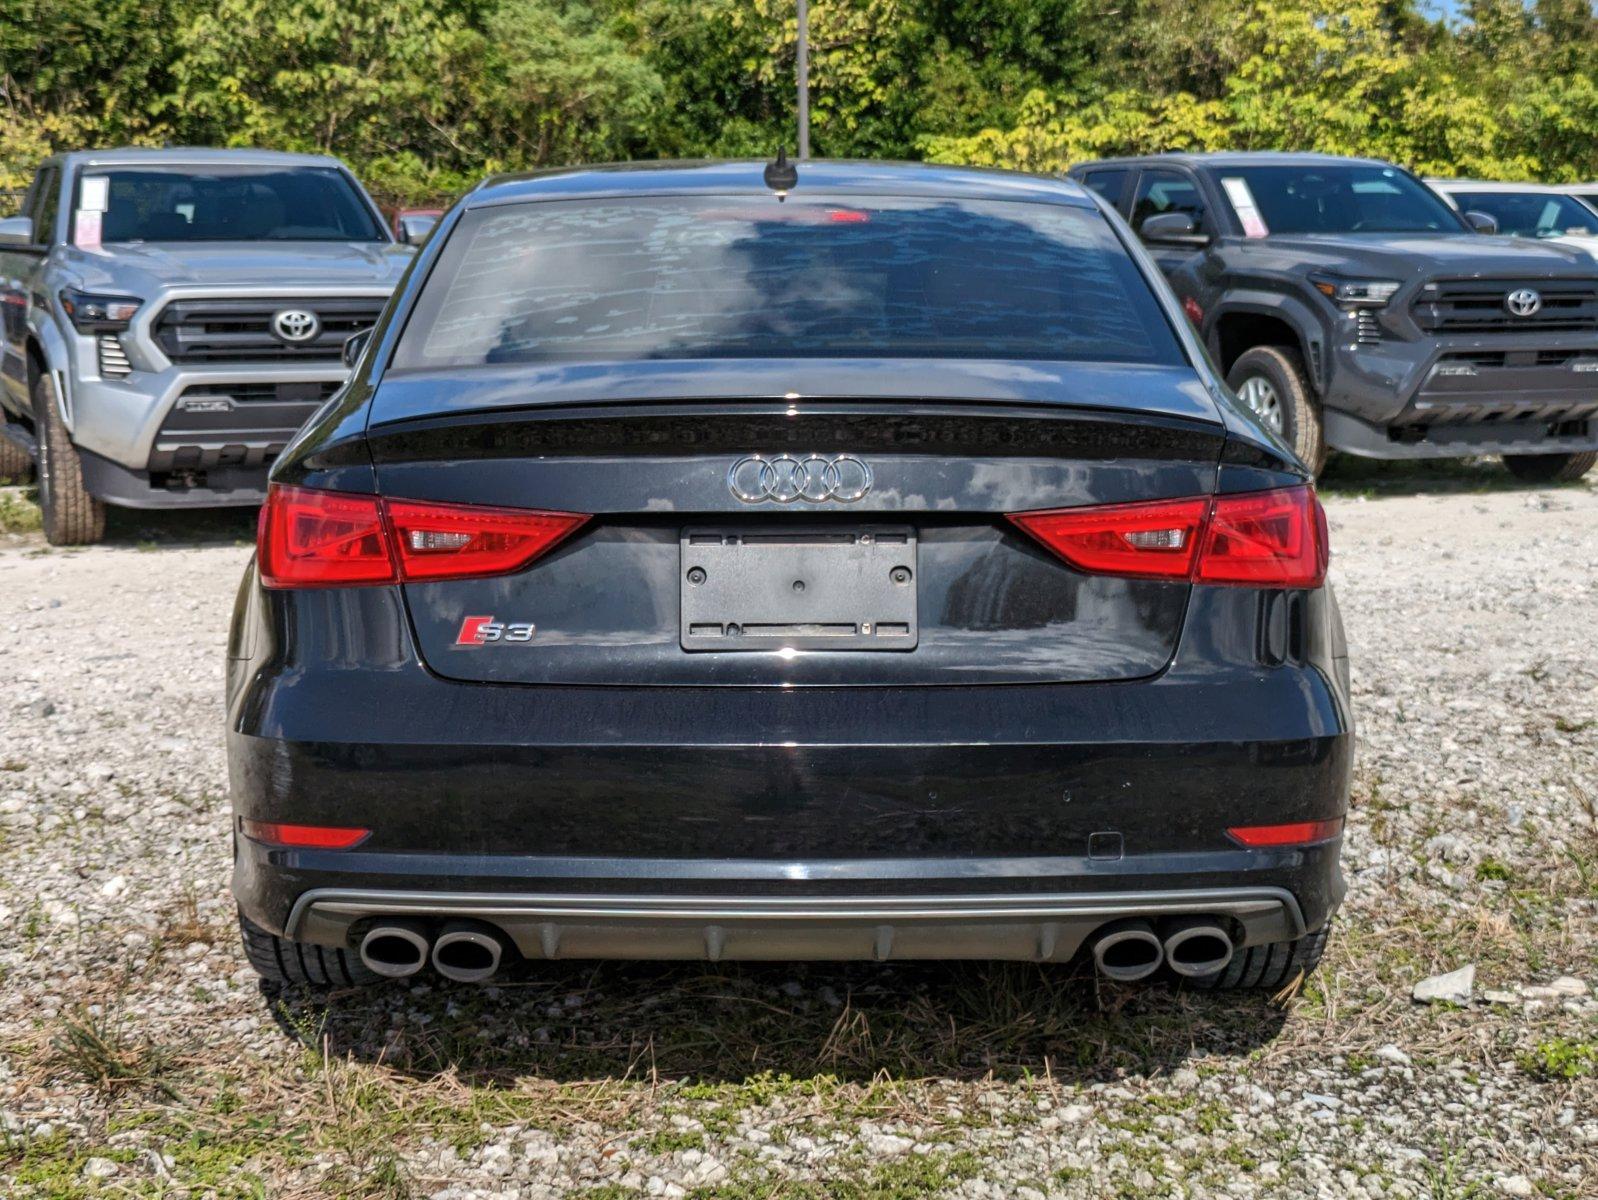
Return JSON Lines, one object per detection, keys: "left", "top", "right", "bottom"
{"left": 1008, "top": 484, "right": 1327, "bottom": 589}
{"left": 258, "top": 484, "right": 588, "bottom": 589}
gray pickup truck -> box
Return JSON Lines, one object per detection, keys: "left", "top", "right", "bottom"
{"left": 0, "top": 148, "right": 415, "bottom": 543}
{"left": 1069, "top": 152, "right": 1598, "bottom": 481}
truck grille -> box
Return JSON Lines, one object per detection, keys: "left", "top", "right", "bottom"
{"left": 153, "top": 297, "right": 386, "bottom": 363}
{"left": 1412, "top": 280, "right": 1598, "bottom": 334}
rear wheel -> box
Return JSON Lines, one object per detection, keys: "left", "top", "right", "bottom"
{"left": 1225, "top": 346, "right": 1326, "bottom": 475}
{"left": 1501, "top": 451, "right": 1597, "bottom": 484}
{"left": 33, "top": 374, "right": 106, "bottom": 545}
{"left": 238, "top": 912, "right": 380, "bottom": 988}
{"left": 0, "top": 428, "right": 31, "bottom": 483}
{"left": 1188, "top": 922, "right": 1332, "bottom": 992}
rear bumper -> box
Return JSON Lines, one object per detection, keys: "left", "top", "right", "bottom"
{"left": 227, "top": 575, "right": 1353, "bottom": 959}
{"left": 281, "top": 882, "right": 1312, "bottom": 963}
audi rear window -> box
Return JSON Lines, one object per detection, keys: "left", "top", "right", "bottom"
{"left": 391, "top": 195, "right": 1184, "bottom": 369}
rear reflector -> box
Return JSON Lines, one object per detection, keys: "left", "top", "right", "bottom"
{"left": 240, "top": 819, "right": 371, "bottom": 850}
{"left": 259, "top": 484, "right": 588, "bottom": 588}
{"left": 1008, "top": 485, "right": 1327, "bottom": 588}
{"left": 1227, "top": 818, "right": 1344, "bottom": 848}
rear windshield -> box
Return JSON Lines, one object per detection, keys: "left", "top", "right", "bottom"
{"left": 1448, "top": 191, "right": 1598, "bottom": 239}
{"left": 1217, "top": 165, "right": 1464, "bottom": 235}
{"left": 79, "top": 166, "right": 385, "bottom": 244}
{"left": 391, "top": 195, "right": 1184, "bottom": 369}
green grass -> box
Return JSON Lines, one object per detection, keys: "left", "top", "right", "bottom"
{"left": 1517, "top": 1038, "right": 1598, "bottom": 1081}
{"left": 0, "top": 486, "right": 41, "bottom": 534}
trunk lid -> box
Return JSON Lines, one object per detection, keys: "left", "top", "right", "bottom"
{"left": 367, "top": 361, "right": 1224, "bottom": 687}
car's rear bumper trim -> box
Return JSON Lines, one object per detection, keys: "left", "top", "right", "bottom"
{"left": 286, "top": 885, "right": 1306, "bottom": 963}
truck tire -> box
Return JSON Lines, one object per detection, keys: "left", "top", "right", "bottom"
{"left": 1501, "top": 451, "right": 1597, "bottom": 484}
{"left": 0, "top": 430, "right": 31, "bottom": 483}
{"left": 33, "top": 373, "right": 106, "bottom": 545}
{"left": 238, "top": 912, "right": 380, "bottom": 989}
{"left": 1188, "top": 922, "right": 1331, "bottom": 992}
{"left": 1225, "top": 346, "right": 1327, "bottom": 475}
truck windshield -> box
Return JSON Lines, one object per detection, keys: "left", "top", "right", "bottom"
{"left": 79, "top": 166, "right": 385, "bottom": 243}
{"left": 1218, "top": 165, "right": 1464, "bottom": 236}
{"left": 392, "top": 195, "right": 1184, "bottom": 369}
{"left": 1447, "top": 191, "right": 1598, "bottom": 239}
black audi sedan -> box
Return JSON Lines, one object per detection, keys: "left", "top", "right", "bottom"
{"left": 227, "top": 160, "right": 1352, "bottom": 992}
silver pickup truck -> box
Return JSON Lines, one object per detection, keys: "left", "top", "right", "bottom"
{"left": 0, "top": 148, "right": 416, "bottom": 543}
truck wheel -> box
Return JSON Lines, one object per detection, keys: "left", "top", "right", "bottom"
{"left": 1188, "top": 922, "right": 1332, "bottom": 992}
{"left": 1501, "top": 451, "right": 1597, "bottom": 484}
{"left": 0, "top": 430, "right": 31, "bottom": 483}
{"left": 1226, "top": 346, "right": 1326, "bottom": 475}
{"left": 238, "top": 912, "right": 380, "bottom": 989}
{"left": 33, "top": 373, "right": 106, "bottom": 545}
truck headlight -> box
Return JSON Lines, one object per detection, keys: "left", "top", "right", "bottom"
{"left": 1310, "top": 276, "right": 1401, "bottom": 308}
{"left": 60, "top": 289, "right": 143, "bottom": 333}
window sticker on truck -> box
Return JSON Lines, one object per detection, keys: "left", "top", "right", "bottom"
{"left": 1221, "top": 177, "right": 1269, "bottom": 238}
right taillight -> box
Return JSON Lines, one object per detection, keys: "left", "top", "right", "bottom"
{"left": 258, "top": 484, "right": 588, "bottom": 589}
{"left": 1196, "top": 486, "right": 1328, "bottom": 588}
{"left": 1009, "top": 484, "right": 1326, "bottom": 589}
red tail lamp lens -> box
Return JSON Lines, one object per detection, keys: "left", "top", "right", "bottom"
{"left": 1197, "top": 486, "right": 1328, "bottom": 588}
{"left": 258, "top": 485, "right": 395, "bottom": 588}
{"left": 241, "top": 819, "right": 371, "bottom": 850}
{"left": 1008, "top": 485, "right": 1326, "bottom": 589}
{"left": 258, "top": 485, "right": 588, "bottom": 589}
{"left": 386, "top": 499, "right": 587, "bottom": 582}
{"left": 1227, "top": 818, "right": 1344, "bottom": 848}
{"left": 1006, "top": 497, "right": 1209, "bottom": 580}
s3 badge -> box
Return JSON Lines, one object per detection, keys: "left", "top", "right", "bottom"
{"left": 454, "top": 615, "right": 535, "bottom": 647}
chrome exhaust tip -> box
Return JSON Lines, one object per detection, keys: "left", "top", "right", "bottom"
{"left": 430, "top": 920, "right": 509, "bottom": 984}
{"left": 1089, "top": 917, "right": 1165, "bottom": 982}
{"left": 1160, "top": 916, "right": 1234, "bottom": 978}
{"left": 358, "top": 920, "right": 432, "bottom": 979}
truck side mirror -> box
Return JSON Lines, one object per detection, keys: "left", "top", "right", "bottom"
{"left": 0, "top": 216, "right": 35, "bottom": 247}
{"left": 1464, "top": 210, "right": 1499, "bottom": 235}
{"left": 342, "top": 328, "right": 374, "bottom": 370}
{"left": 397, "top": 215, "right": 437, "bottom": 246}
{"left": 1139, "top": 211, "right": 1210, "bottom": 247}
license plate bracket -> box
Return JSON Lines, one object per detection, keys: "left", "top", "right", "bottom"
{"left": 680, "top": 526, "right": 918, "bottom": 652}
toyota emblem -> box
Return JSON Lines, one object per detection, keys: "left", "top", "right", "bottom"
{"left": 1504, "top": 289, "right": 1542, "bottom": 318}
{"left": 728, "top": 455, "right": 873, "bottom": 503}
{"left": 271, "top": 308, "right": 321, "bottom": 344}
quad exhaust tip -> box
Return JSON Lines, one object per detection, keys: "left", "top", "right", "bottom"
{"left": 1160, "top": 916, "right": 1235, "bottom": 978}
{"left": 1089, "top": 917, "right": 1165, "bottom": 982}
{"left": 431, "top": 919, "right": 509, "bottom": 984}
{"left": 358, "top": 920, "right": 431, "bottom": 979}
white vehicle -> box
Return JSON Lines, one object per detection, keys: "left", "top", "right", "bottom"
{"left": 1428, "top": 178, "right": 1598, "bottom": 262}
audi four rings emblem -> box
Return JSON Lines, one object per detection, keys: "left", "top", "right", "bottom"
{"left": 271, "top": 308, "right": 321, "bottom": 344}
{"left": 1505, "top": 289, "right": 1542, "bottom": 317}
{"left": 728, "top": 455, "right": 873, "bottom": 503}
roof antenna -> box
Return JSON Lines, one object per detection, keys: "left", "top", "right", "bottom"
{"left": 764, "top": 146, "right": 798, "bottom": 198}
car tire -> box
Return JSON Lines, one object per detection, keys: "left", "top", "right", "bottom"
{"left": 1187, "top": 922, "right": 1332, "bottom": 991}
{"left": 1501, "top": 451, "right": 1597, "bottom": 484}
{"left": 0, "top": 429, "right": 32, "bottom": 483}
{"left": 1225, "top": 346, "right": 1327, "bottom": 475}
{"left": 238, "top": 911, "right": 380, "bottom": 989}
{"left": 33, "top": 373, "right": 106, "bottom": 545}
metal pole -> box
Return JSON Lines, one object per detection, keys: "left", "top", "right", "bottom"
{"left": 796, "top": 0, "right": 810, "bottom": 160}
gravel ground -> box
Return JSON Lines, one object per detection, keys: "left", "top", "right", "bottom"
{"left": 0, "top": 462, "right": 1594, "bottom": 1199}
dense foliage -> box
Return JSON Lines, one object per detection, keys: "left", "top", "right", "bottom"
{"left": 3, "top": 0, "right": 1595, "bottom": 205}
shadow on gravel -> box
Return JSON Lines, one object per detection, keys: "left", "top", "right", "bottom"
{"left": 101, "top": 502, "right": 257, "bottom": 548}
{"left": 1317, "top": 453, "right": 1589, "bottom": 497}
{"left": 263, "top": 961, "right": 1290, "bottom": 1087}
